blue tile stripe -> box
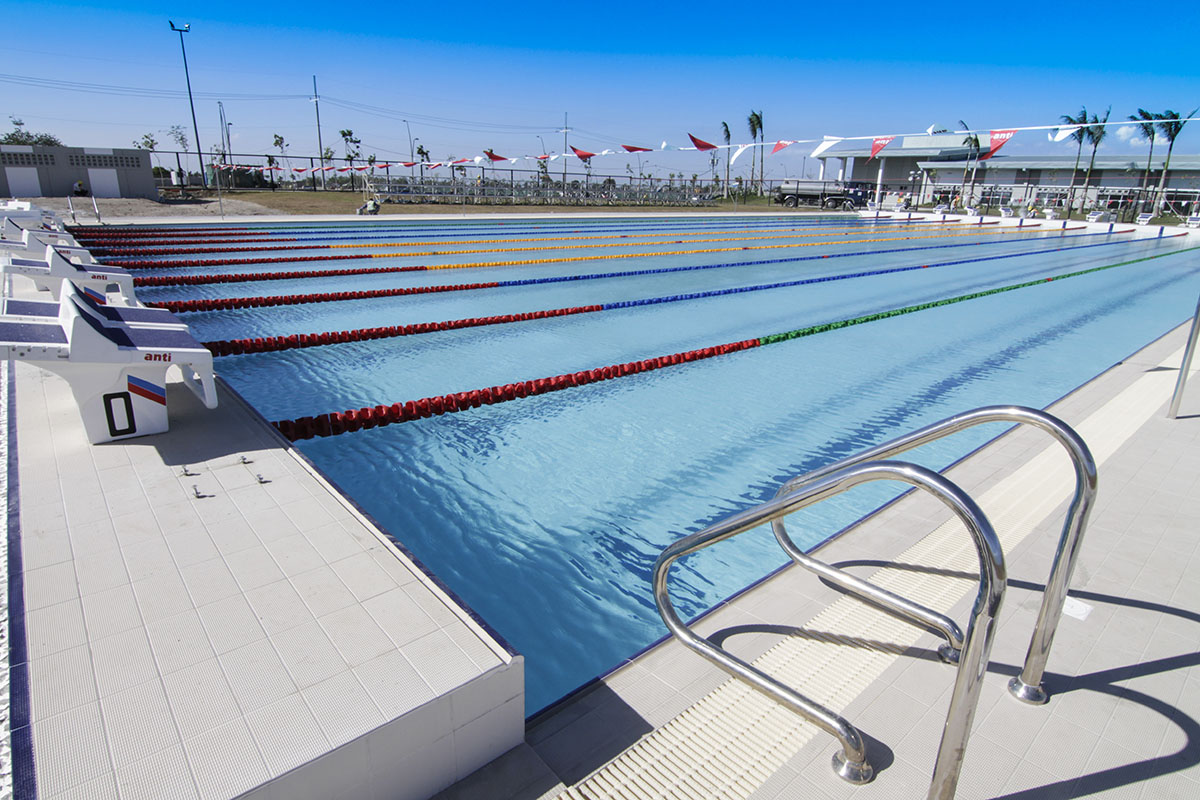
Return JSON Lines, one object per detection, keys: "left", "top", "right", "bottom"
{"left": 6, "top": 360, "right": 37, "bottom": 799}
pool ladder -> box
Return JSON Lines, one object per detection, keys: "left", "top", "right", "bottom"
{"left": 653, "top": 405, "right": 1097, "bottom": 800}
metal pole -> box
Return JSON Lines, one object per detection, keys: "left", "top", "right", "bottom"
{"left": 562, "top": 112, "right": 569, "bottom": 203}
{"left": 312, "top": 76, "right": 325, "bottom": 190}
{"left": 170, "top": 22, "right": 206, "bottom": 188}
{"left": 404, "top": 120, "right": 414, "bottom": 177}
{"left": 1167, "top": 293, "right": 1200, "bottom": 418}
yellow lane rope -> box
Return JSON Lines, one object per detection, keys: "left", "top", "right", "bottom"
{"left": 324, "top": 222, "right": 960, "bottom": 253}
{"left": 363, "top": 226, "right": 1040, "bottom": 271}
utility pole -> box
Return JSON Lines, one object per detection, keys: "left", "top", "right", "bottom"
{"left": 169, "top": 21, "right": 206, "bottom": 187}
{"left": 312, "top": 75, "right": 326, "bottom": 189}
{"left": 217, "top": 101, "right": 228, "bottom": 163}
{"left": 403, "top": 120, "right": 414, "bottom": 177}
{"left": 561, "top": 112, "right": 570, "bottom": 202}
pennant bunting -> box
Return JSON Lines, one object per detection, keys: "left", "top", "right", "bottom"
{"left": 484, "top": 150, "right": 508, "bottom": 162}
{"left": 730, "top": 144, "right": 752, "bottom": 165}
{"left": 772, "top": 140, "right": 796, "bottom": 154}
{"left": 1051, "top": 126, "right": 1081, "bottom": 142}
{"left": 809, "top": 137, "right": 842, "bottom": 158}
{"left": 622, "top": 144, "right": 652, "bottom": 153}
{"left": 571, "top": 146, "right": 596, "bottom": 161}
{"left": 980, "top": 129, "right": 1016, "bottom": 159}
{"left": 687, "top": 134, "right": 718, "bottom": 151}
{"left": 868, "top": 136, "right": 895, "bottom": 161}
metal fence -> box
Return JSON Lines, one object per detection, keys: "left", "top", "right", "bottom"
{"left": 145, "top": 148, "right": 1200, "bottom": 215}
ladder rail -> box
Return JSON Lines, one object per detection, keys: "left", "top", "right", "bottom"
{"left": 1166, "top": 293, "right": 1200, "bottom": 419}
{"left": 772, "top": 404, "right": 1096, "bottom": 704}
{"left": 653, "top": 459, "right": 1006, "bottom": 794}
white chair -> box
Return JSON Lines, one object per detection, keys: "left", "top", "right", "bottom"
{"left": 1185, "top": 215, "right": 1200, "bottom": 228}
{"left": 1000, "top": 207, "right": 1015, "bottom": 218}
{"left": 1136, "top": 213, "right": 1154, "bottom": 225}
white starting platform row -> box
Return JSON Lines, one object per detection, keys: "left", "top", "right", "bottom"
{"left": 0, "top": 207, "right": 216, "bottom": 443}
{"left": 2, "top": 207, "right": 526, "bottom": 800}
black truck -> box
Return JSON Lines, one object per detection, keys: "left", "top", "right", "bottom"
{"left": 774, "top": 180, "right": 872, "bottom": 210}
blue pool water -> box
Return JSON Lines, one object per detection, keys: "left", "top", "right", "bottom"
{"left": 139, "top": 215, "right": 1200, "bottom": 712}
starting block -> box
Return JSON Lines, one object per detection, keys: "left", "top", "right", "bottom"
{"left": 2, "top": 280, "right": 217, "bottom": 443}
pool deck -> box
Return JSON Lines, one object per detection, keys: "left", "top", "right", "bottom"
{"left": 3, "top": 209, "right": 1199, "bottom": 800}
{"left": 4, "top": 278, "right": 524, "bottom": 799}
{"left": 440, "top": 320, "right": 1200, "bottom": 800}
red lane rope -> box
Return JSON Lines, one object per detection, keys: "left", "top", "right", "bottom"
{"left": 112, "top": 254, "right": 372, "bottom": 270}
{"left": 272, "top": 340, "right": 762, "bottom": 441}
{"left": 134, "top": 264, "right": 427, "bottom": 286}
{"left": 147, "top": 281, "right": 503, "bottom": 312}
{"left": 204, "top": 305, "right": 603, "bottom": 356}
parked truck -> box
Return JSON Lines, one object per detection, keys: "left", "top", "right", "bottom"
{"left": 774, "top": 180, "right": 872, "bottom": 210}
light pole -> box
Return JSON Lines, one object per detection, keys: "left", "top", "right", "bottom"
{"left": 537, "top": 136, "right": 547, "bottom": 155}
{"left": 169, "top": 21, "right": 206, "bottom": 187}
{"left": 403, "top": 120, "right": 414, "bottom": 176}
{"left": 311, "top": 75, "right": 326, "bottom": 189}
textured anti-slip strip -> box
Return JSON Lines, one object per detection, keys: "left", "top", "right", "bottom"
{"left": 201, "top": 235, "right": 1158, "bottom": 357}
{"left": 269, "top": 245, "right": 1197, "bottom": 441}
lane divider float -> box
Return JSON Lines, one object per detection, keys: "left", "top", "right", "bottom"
{"left": 270, "top": 244, "right": 1200, "bottom": 440}
{"left": 202, "top": 235, "right": 1167, "bottom": 355}
{"left": 113, "top": 225, "right": 1047, "bottom": 274}
{"left": 145, "top": 230, "right": 1152, "bottom": 312}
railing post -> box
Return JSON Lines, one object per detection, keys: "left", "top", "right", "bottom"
{"left": 1166, "top": 293, "right": 1200, "bottom": 419}
{"left": 654, "top": 461, "right": 1005, "bottom": 794}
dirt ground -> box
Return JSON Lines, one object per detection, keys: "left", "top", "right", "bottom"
{"left": 22, "top": 190, "right": 782, "bottom": 220}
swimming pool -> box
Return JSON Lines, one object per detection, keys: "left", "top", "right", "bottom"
{"left": 89, "top": 215, "right": 1200, "bottom": 712}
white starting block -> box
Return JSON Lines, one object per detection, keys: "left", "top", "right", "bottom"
{"left": 2, "top": 246, "right": 139, "bottom": 307}
{"left": 1, "top": 201, "right": 65, "bottom": 232}
{"left": 2, "top": 217, "right": 76, "bottom": 247}
{"left": 1, "top": 281, "right": 217, "bottom": 443}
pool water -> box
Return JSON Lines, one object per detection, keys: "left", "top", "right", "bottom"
{"left": 136, "top": 216, "right": 1200, "bottom": 712}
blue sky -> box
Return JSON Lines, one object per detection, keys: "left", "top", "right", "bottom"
{"left": 4, "top": 1, "right": 1198, "bottom": 179}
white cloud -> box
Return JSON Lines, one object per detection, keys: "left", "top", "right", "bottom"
{"left": 1115, "top": 124, "right": 1147, "bottom": 147}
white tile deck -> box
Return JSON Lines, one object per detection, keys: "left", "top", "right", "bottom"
{"left": 8, "top": 321, "right": 524, "bottom": 799}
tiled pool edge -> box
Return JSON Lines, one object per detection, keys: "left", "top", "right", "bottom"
{"left": 7, "top": 349, "right": 525, "bottom": 800}
{"left": 215, "top": 375, "right": 521, "bottom": 665}
{"left": 4, "top": 358, "right": 33, "bottom": 800}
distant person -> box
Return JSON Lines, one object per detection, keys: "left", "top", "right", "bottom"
{"left": 357, "top": 197, "right": 380, "bottom": 215}
{"left": 72, "top": 180, "right": 89, "bottom": 197}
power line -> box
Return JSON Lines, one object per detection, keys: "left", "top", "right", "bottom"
{"left": 0, "top": 72, "right": 308, "bottom": 101}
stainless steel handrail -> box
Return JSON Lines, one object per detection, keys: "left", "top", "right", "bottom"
{"left": 772, "top": 405, "right": 1096, "bottom": 705}
{"left": 653, "top": 460, "right": 1006, "bottom": 796}
{"left": 1167, "top": 293, "right": 1200, "bottom": 419}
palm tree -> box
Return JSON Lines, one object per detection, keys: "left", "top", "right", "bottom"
{"left": 755, "top": 110, "right": 765, "bottom": 195}
{"left": 1080, "top": 107, "right": 1111, "bottom": 211}
{"left": 957, "top": 120, "right": 981, "bottom": 209}
{"left": 339, "top": 128, "right": 361, "bottom": 190}
{"left": 1128, "top": 109, "right": 1159, "bottom": 211}
{"left": 1060, "top": 107, "right": 1088, "bottom": 216}
{"left": 1154, "top": 107, "right": 1198, "bottom": 214}
{"left": 721, "top": 121, "right": 731, "bottom": 199}
{"left": 746, "top": 111, "right": 760, "bottom": 198}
